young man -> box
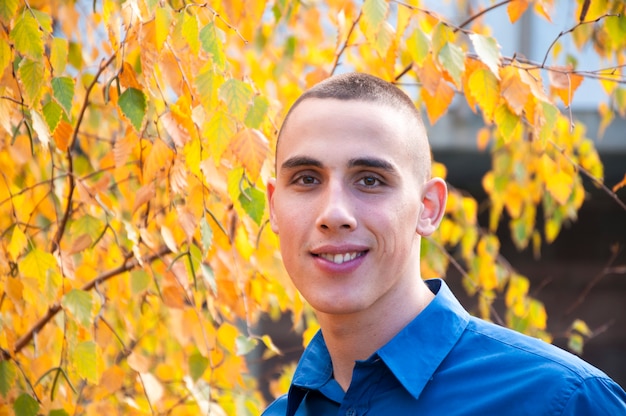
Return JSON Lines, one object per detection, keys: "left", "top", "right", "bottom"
{"left": 263, "top": 72, "right": 626, "bottom": 415}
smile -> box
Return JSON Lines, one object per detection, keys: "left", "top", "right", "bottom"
{"left": 317, "top": 251, "right": 365, "bottom": 265}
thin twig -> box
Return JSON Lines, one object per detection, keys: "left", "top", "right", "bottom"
{"left": 457, "top": 0, "right": 512, "bottom": 31}
{"left": 330, "top": 10, "right": 363, "bottom": 76}
{"left": 541, "top": 14, "right": 621, "bottom": 68}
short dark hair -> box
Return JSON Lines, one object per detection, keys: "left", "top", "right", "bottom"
{"left": 276, "top": 72, "right": 432, "bottom": 179}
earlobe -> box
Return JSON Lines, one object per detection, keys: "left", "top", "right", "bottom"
{"left": 267, "top": 178, "right": 279, "bottom": 234}
{"left": 416, "top": 178, "right": 447, "bottom": 236}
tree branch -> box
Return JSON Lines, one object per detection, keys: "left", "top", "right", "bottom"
{"left": 541, "top": 13, "right": 621, "bottom": 68}
{"left": 457, "top": 0, "right": 512, "bottom": 31}
{"left": 0, "top": 245, "right": 171, "bottom": 360}
{"left": 50, "top": 54, "right": 117, "bottom": 254}
{"left": 330, "top": 10, "right": 363, "bottom": 76}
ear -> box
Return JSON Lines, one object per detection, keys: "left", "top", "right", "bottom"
{"left": 416, "top": 177, "right": 447, "bottom": 236}
{"left": 267, "top": 177, "right": 279, "bottom": 234}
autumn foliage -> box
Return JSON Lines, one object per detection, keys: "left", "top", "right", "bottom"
{"left": 0, "top": 0, "right": 625, "bottom": 414}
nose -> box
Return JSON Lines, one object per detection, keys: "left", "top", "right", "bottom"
{"left": 315, "top": 180, "right": 357, "bottom": 231}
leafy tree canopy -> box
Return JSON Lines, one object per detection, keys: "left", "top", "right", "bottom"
{"left": 0, "top": 0, "right": 625, "bottom": 414}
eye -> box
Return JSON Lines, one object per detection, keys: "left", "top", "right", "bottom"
{"left": 293, "top": 174, "right": 319, "bottom": 186}
{"left": 357, "top": 175, "right": 382, "bottom": 187}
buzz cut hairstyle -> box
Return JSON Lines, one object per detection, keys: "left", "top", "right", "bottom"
{"left": 276, "top": 72, "right": 433, "bottom": 179}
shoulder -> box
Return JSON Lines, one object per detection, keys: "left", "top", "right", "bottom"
{"left": 464, "top": 317, "right": 605, "bottom": 379}
{"left": 261, "top": 394, "right": 288, "bottom": 416}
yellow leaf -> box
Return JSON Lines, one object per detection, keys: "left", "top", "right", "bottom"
{"left": 546, "top": 170, "right": 574, "bottom": 205}
{"left": 478, "top": 257, "right": 498, "bottom": 291}
{"left": 8, "top": 227, "right": 28, "bottom": 260}
{"left": 468, "top": 68, "right": 499, "bottom": 121}
{"left": 204, "top": 110, "right": 236, "bottom": 163}
{"left": 461, "top": 197, "right": 477, "bottom": 225}
{"left": 545, "top": 217, "right": 561, "bottom": 243}
{"left": 507, "top": 0, "right": 530, "bottom": 24}
{"left": 230, "top": 128, "right": 269, "bottom": 182}
{"left": 20, "top": 248, "right": 57, "bottom": 283}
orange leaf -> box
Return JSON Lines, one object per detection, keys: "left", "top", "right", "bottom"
{"left": 612, "top": 174, "right": 626, "bottom": 193}
{"left": 500, "top": 66, "right": 530, "bottom": 115}
{"left": 421, "top": 80, "right": 454, "bottom": 125}
{"left": 476, "top": 127, "right": 491, "bottom": 151}
{"left": 230, "top": 128, "right": 270, "bottom": 182}
{"left": 507, "top": 0, "right": 530, "bottom": 24}
{"left": 417, "top": 54, "right": 442, "bottom": 96}
{"left": 53, "top": 119, "right": 73, "bottom": 152}
{"left": 549, "top": 69, "right": 584, "bottom": 106}
{"left": 143, "top": 138, "right": 174, "bottom": 182}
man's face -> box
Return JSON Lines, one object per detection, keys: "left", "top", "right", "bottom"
{"left": 268, "top": 98, "right": 438, "bottom": 316}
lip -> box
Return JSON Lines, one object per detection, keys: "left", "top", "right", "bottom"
{"left": 310, "top": 244, "right": 369, "bottom": 273}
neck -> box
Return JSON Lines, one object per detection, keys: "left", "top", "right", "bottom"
{"left": 317, "top": 278, "right": 434, "bottom": 391}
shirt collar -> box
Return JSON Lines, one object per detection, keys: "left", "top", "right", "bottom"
{"left": 376, "top": 279, "right": 470, "bottom": 399}
{"left": 289, "top": 279, "right": 470, "bottom": 399}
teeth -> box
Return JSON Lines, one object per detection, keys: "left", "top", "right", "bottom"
{"left": 319, "top": 252, "right": 361, "bottom": 264}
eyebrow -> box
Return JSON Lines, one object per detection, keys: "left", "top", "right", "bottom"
{"left": 280, "top": 155, "right": 397, "bottom": 175}
{"left": 348, "top": 157, "right": 396, "bottom": 173}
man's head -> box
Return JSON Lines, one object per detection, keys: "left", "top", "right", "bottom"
{"left": 277, "top": 72, "right": 432, "bottom": 182}
{"left": 268, "top": 72, "right": 447, "bottom": 316}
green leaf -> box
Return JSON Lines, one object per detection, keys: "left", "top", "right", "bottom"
{"left": 0, "top": 0, "right": 19, "bottom": 25}
{"left": 235, "top": 335, "right": 258, "bottom": 356}
{"left": 119, "top": 87, "right": 146, "bottom": 131}
{"left": 204, "top": 110, "right": 235, "bottom": 162}
{"left": 13, "top": 393, "right": 39, "bottom": 416}
{"left": 18, "top": 58, "right": 45, "bottom": 106}
{"left": 362, "top": 0, "right": 388, "bottom": 31}
{"left": 49, "top": 410, "right": 70, "bottom": 416}
{"left": 62, "top": 289, "right": 93, "bottom": 327}
{"left": 200, "top": 22, "right": 226, "bottom": 70}
{"left": 195, "top": 64, "right": 217, "bottom": 109}
{"left": 52, "top": 77, "right": 75, "bottom": 113}
{"left": 182, "top": 13, "right": 200, "bottom": 55}
{"left": 71, "top": 214, "right": 103, "bottom": 242}
{"left": 0, "top": 360, "right": 16, "bottom": 397}
{"left": 130, "top": 270, "right": 151, "bottom": 294}
{"left": 189, "top": 352, "right": 209, "bottom": 381}
{"left": 431, "top": 22, "right": 455, "bottom": 56}
{"left": 244, "top": 95, "right": 269, "bottom": 129}
{"left": 469, "top": 33, "right": 501, "bottom": 77}
{"left": 201, "top": 262, "right": 217, "bottom": 295}
{"left": 31, "top": 9, "right": 53, "bottom": 35}
{"left": 68, "top": 41, "right": 83, "bottom": 70}
{"left": 407, "top": 27, "right": 430, "bottom": 66}
{"left": 239, "top": 186, "right": 265, "bottom": 226}
{"left": 74, "top": 341, "right": 98, "bottom": 383}
{"left": 20, "top": 247, "right": 56, "bottom": 283}
{"left": 43, "top": 101, "right": 64, "bottom": 133}
{"left": 438, "top": 42, "right": 465, "bottom": 87}
{"left": 219, "top": 79, "right": 254, "bottom": 120}
{"left": 200, "top": 217, "right": 213, "bottom": 252}
{"left": 10, "top": 13, "right": 44, "bottom": 58}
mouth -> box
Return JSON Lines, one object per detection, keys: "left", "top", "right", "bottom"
{"left": 315, "top": 251, "right": 366, "bottom": 265}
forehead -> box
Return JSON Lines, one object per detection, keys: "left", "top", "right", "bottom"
{"left": 277, "top": 98, "right": 417, "bottom": 162}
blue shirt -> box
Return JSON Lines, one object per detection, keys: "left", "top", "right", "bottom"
{"left": 262, "top": 279, "right": 626, "bottom": 415}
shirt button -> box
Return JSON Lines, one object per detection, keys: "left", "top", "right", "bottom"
{"left": 346, "top": 409, "right": 356, "bottom": 416}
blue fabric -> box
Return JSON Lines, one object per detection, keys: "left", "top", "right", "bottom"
{"left": 262, "top": 279, "right": 626, "bottom": 415}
